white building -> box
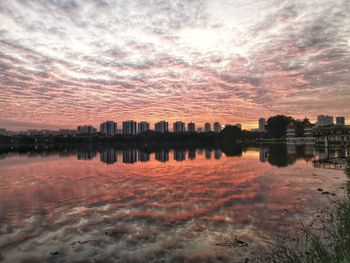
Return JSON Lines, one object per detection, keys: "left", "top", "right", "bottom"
{"left": 204, "top": 123, "right": 211, "bottom": 132}
{"left": 187, "top": 122, "right": 196, "bottom": 132}
{"left": 259, "top": 118, "right": 266, "bottom": 132}
{"left": 77, "top": 125, "right": 97, "bottom": 135}
{"left": 336, "top": 116, "right": 345, "bottom": 126}
{"left": 100, "top": 121, "right": 117, "bottom": 136}
{"left": 317, "top": 115, "right": 333, "bottom": 126}
{"left": 155, "top": 121, "right": 169, "bottom": 133}
{"left": 213, "top": 122, "right": 221, "bottom": 133}
{"left": 138, "top": 121, "right": 150, "bottom": 133}
{"left": 123, "top": 121, "right": 137, "bottom": 135}
{"left": 173, "top": 121, "right": 185, "bottom": 133}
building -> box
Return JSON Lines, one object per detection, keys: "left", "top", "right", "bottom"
{"left": 123, "top": 121, "right": 137, "bottom": 135}
{"left": 336, "top": 116, "right": 345, "bottom": 126}
{"left": 259, "top": 118, "right": 266, "bottom": 132}
{"left": 0, "top": 128, "right": 8, "bottom": 136}
{"left": 77, "top": 125, "right": 97, "bottom": 135}
{"left": 286, "top": 123, "right": 315, "bottom": 145}
{"left": 187, "top": 122, "right": 196, "bottom": 132}
{"left": 58, "top": 129, "right": 76, "bottom": 136}
{"left": 204, "top": 123, "right": 211, "bottom": 132}
{"left": 313, "top": 125, "right": 350, "bottom": 147}
{"left": 155, "top": 150, "right": 169, "bottom": 162}
{"left": 235, "top": 123, "right": 242, "bottom": 130}
{"left": 100, "top": 121, "right": 117, "bottom": 136}
{"left": 317, "top": 115, "right": 333, "bottom": 126}
{"left": 286, "top": 124, "right": 296, "bottom": 140}
{"left": 155, "top": 121, "right": 169, "bottom": 133}
{"left": 213, "top": 122, "right": 221, "bottom": 133}
{"left": 173, "top": 121, "right": 185, "bottom": 133}
{"left": 197, "top": 127, "right": 203, "bottom": 133}
{"left": 138, "top": 121, "right": 150, "bottom": 133}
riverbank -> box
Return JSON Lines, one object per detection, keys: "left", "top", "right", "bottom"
{"left": 262, "top": 158, "right": 350, "bottom": 263}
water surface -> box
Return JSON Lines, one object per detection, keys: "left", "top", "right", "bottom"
{"left": 0, "top": 145, "right": 348, "bottom": 262}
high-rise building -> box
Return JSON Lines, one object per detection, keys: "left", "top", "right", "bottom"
{"left": 173, "top": 121, "right": 185, "bottom": 133}
{"left": 259, "top": 118, "right": 266, "bottom": 132}
{"left": 77, "top": 125, "right": 97, "bottom": 135}
{"left": 213, "top": 122, "right": 221, "bottom": 133}
{"left": 317, "top": 115, "right": 333, "bottom": 126}
{"left": 336, "top": 116, "right": 345, "bottom": 126}
{"left": 187, "top": 122, "right": 196, "bottom": 132}
{"left": 155, "top": 121, "right": 169, "bottom": 133}
{"left": 123, "top": 121, "right": 137, "bottom": 135}
{"left": 204, "top": 123, "right": 211, "bottom": 132}
{"left": 138, "top": 121, "right": 150, "bottom": 133}
{"left": 100, "top": 121, "right": 117, "bottom": 136}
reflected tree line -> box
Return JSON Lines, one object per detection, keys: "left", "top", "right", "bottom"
{"left": 1, "top": 144, "right": 349, "bottom": 167}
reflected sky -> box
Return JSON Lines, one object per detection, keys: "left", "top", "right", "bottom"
{"left": 0, "top": 145, "right": 348, "bottom": 262}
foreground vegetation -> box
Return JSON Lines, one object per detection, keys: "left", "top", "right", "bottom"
{"left": 263, "top": 158, "right": 350, "bottom": 263}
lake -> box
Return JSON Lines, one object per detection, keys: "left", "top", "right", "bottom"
{"left": 0, "top": 144, "right": 349, "bottom": 263}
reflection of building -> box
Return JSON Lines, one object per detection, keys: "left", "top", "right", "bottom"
{"left": 138, "top": 150, "right": 150, "bottom": 162}
{"left": 204, "top": 123, "right": 211, "bottom": 132}
{"left": 259, "top": 118, "right": 266, "bottom": 132}
{"left": 100, "top": 121, "right": 117, "bottom": 136}
{"left": 155, "top": 121, "right": 169, "bottom": 133}
{"left": 205, "top": 149, "right": 212, "bottom": 159}
{"left": 100, "top": 148, "right": 117, "bottom": 164}
{"left": 77, "top": 150, "right": 97, "bottom": 160}
{"left": 138, "top": 122, "right": 150, "bottom": 133}
{"left": 123, "top": 149, "right": 138, "bottom": 163}
{"left": 259, "top": 148, "right": 268, "bottom": 162}
{"left": 187, "top": 122, "right": 196, "bottom": 132}
{"left": 123, "top": 121, "right": 137, "bottom": 135}
{"left": 155, "top": 150, "right": 169, "bottom": 162}
{"left": 173, "top": 121, "right": 185, "bottom": 133}
{"left": 336, "top": 116, "right": 345, "bottom": 126}
{"left": 174, "top": 149, "right": 186, "bottom": 161}
{"left": 77, "top": 125, "right": 97, "bottom": 135}
{"left": 188, "top": 149, "right": 196, "bottom": 160}
{"left": 214, "top": 122, "right": 221, "bottom": 133}
{"left": 317, "top": 115, "right": 333, "bottom": 126}
{"left": 214, "top": 149, "right": 222, "bottom": 160}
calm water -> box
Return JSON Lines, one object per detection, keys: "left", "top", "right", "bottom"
{"left": 0, "top": 145, "right": 349, "bottom": 263}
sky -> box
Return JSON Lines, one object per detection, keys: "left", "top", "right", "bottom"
{"left": 0, "top": 0, "right": 349, "bottom": 131}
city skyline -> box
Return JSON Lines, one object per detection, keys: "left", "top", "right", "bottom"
{"left": 1, "top": 0, "right": 350, "bottom": 131}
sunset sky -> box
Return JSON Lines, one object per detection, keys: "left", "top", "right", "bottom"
{"left": 0, "top": 0, "right": 349, "bottom": 131}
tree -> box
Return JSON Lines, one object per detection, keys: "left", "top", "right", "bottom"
{"left": 219, "top": 125, "right": 242, "bottom": 141}
{"left": 266, "top": 115, "right": 293, "bottom": 138}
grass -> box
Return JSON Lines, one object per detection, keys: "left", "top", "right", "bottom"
{"left": 261, "top": 158, "right": 350, "bottom": 263}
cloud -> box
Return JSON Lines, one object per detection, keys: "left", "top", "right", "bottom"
{"left": 0, "top": 0, "right": 349, "bottom": 130}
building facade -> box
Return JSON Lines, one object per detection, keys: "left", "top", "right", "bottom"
{"left": 77, "top": 125, "right": 97, "bottom": 135}
{"left": 155, "top": 121, "right": 169, "bottom": 133}
{"left": 336, "top": 116, "right": 345, "bottom": 126}
{"left": 173, "top": 121, "right": 185, "bottom": 133}
{"left": 123, "top": 121, "right": 137, "bottom": 135}
{"left": 259, "top": 118, "right": 266, "bottom": 132}
{"left": 100, "top": 121, "right": 117, "bottom": 136}
{"left": 204, "top": 123, "right": 211, "bottom": 132}
{"left": 138, "top": 121, "right": 150, "bottom": 133}
{"left": 317, "top": 115, "right": 334, "bottom": 126}
{"left": 313, "top": 125, "right": 350, "bottom": 147}
{"left": 213, "top": 122, "right": 221, "bottom": 133}
{"left": 187, "top": 122, "right": 196, "bottom": 132}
